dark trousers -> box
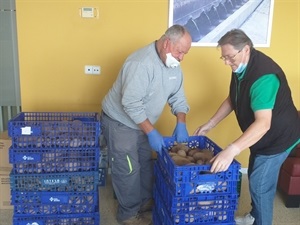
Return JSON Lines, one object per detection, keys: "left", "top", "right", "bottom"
{"left": 101, "top": 112, "right": 154, "bottom": 222}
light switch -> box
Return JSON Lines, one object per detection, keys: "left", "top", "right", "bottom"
{"left": 81, "top": 7, "right": 95, "bottom": 18}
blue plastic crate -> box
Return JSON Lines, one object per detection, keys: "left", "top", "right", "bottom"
{"left": 160, "top": 136, "right": 241, "bottom": 183}
{"left": 154, "top": 188, "right": 236, "bottom": 225}
{"left": 153, "top": 206, "right": 236, "bottom": 225}
{"left": 13, "top": 212, "right": 100, "bottom": 225}
{"left": 11, "top": 191, "right": 98, "bottom": 215}
{"left": 8, "top": 112, "right": 100, "bottom": 149}
{"left": 154, "top": 185, "right": 238, "bottom": 217}
{"left": 154, "top": 163, "right": 239, "bottom": 213}
{"left": 10, "top": 171, "right": 99, "bottom": 192}
{"left": 98, "top": 168, "right": 106, "bottom": 186}
{"left": 153, "top": 207, "right": 163, "bottom": 225}
{"left": 155, "top": 162, "right": 238, "bottom": 197}
{"left": 9, "top": 147, "right": 100, "bottom": 174}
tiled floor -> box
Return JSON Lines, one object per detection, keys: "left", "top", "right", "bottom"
{"left": 1, "top": 173, "right": 299, "bottom": 225}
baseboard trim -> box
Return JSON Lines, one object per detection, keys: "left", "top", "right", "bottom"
{"left": 240, "top": 168, "right": 248, "bottom": 174}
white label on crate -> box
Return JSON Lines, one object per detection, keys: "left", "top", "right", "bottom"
{"left": 196, "top": 182, "right": 216, "bottom": 193}
{"left": 49, "top": 197, "right": 61, "bottom": 202}
{"left": 21, "top": 126, "right": 32, "bottom": 135}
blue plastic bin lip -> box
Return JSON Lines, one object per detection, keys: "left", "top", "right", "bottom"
{"left": 162, "top": 135, "right": 241, "bottom": 167}
{"left": 7, "top": 112, "right": 101, "bottom": 142}
{"left": 9, "top": 111, "right": 100, "bottom": 122}
{"left": 13, "top": 212, "right": 100, "bottom": 219}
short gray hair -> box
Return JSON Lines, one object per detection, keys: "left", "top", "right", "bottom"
{"left": 218, "top": 29, "right": 253, "bottom": 50}
{"left": 164, "top": 25, "right": 189, "bottom": 43}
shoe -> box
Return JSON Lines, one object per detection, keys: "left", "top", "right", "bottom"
{"left": 139, "top": 198, "right": 154, "bottom": 212}
{"left": 235, "top": 213, "right": 255, "bottom": 225}
{"left": 121, "top": 214, "right": 152, "bottom": 225}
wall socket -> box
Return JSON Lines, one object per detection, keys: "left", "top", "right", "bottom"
{"left": 85, "top": 65, "right": 101, "bottom": 75}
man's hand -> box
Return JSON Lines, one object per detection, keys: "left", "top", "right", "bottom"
{"left": 173, "top": 122, "right": 189, "bottom": 143}
{"left": 193, "top": 119, "right": 216, "bottom": 136}
{"left": 147, "top": 129, "right": 165, "bottom": 155}
{"left": 210, "top": 144, "right": 240, "bottom": 173}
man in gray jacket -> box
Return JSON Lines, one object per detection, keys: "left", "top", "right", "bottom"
{"left": 101, "top": 25, "right": 192, "bottom": 225}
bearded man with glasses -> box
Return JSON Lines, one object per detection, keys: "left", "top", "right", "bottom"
{"left": 194, "top": 29, "right": 300, "bottom": 225}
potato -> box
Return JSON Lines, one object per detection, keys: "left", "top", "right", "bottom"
{"left": 196, "top": 159, "right": 204, "bottom": 165}
{"left": 204, "top": 159, "right": 213, "bottom": 165}
{"left": 170, "top": 145, "right": 181, "bottom": 153}
{"left": 187, "top": 149, "right": 198, "bottom": 156}
{"left": 172, "top": 155, "right": 190, "bottom": 166}
{"left": 186, "top": 156, "right": 195, "bottom": 163}
{"left": 168, "top": 152, "right": 178, "bottom": 157}
{"left": 171, "top": 143, "right": 189, "bottom": 153}
{"left": 198, "top": 200, "right": 214, "bottom": 206}
{"left": 177, "top": 149, "right": 187, "bottom": 157}
{"left": 193, "top": 149, "right": 214, "bottom": 162}
{"left": 193, "top": 152, "right": 206, "bottom": 161}
{"left": 177, "top": 143, "right": 189, "bottom": 152}
{"left": 201, "top": 149, "right": 214, "bottom": 159}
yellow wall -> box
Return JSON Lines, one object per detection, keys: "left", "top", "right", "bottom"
{"left": 16, "top": 0, "right": 300, "bottom": 167}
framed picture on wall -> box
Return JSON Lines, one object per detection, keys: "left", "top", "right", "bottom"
{"left": 169, "top": 0, "right": 274, "bottom": 47}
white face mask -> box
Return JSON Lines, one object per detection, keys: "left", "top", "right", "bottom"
{"left": 165, "top": 53, "right": 180, "bottom": 68}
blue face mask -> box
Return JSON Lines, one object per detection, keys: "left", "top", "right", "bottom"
{"left": 234, "top": 63, "right": 247, "bottom": 73}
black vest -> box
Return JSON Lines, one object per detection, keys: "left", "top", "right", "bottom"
{"left": 229, "top": 49, "right": 300, "bottom": 155}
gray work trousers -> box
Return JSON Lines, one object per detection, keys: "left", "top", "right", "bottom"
{"left": 100, "top": 112, "right": 154, "bottom": 222}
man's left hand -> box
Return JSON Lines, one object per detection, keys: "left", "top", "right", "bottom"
{"left": 210, "top": 144, "right": 240, "bottom": 173}
{"left": 173, "top": 122, "right": 189, "bottom": 143}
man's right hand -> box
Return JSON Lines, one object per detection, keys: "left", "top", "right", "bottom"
{"left": 147, "top": 129, "right": 165, "bottom": 155}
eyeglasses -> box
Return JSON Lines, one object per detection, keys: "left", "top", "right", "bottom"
{"left": 220, "top": 50, "right": 241, "bottom": 62}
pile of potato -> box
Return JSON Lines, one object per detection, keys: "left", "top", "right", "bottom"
{"left": 169, "top": 143, "right": 214, "bottom": 166}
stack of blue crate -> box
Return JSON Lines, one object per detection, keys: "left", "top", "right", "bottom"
{"left": 153, "top": 136, "right": 241, "bottom": 225}
{"left": 8, "top": 112, "right": 101, "bottom": 225}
